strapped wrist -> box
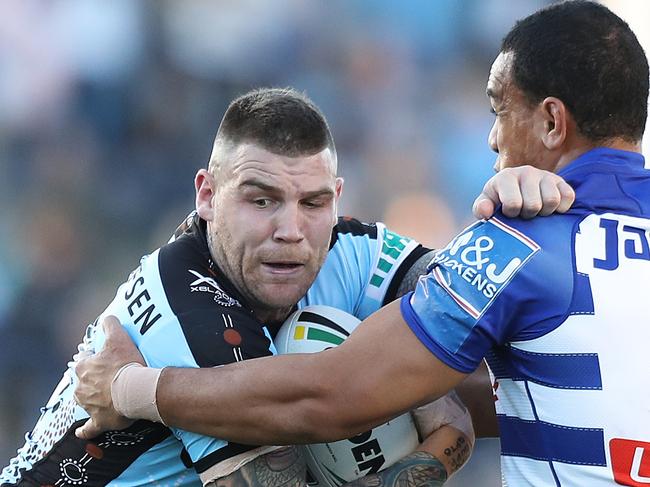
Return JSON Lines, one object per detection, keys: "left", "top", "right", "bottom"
{"left": 111, "top": 362, "right": 165, "bottom": 424}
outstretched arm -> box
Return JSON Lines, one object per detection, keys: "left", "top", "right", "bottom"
{"left": 75, "top": 301, "right": 467, "bottom": 444}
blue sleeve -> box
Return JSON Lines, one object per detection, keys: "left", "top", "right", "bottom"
{"left": 399, "top": 217, "right": 547, "bottom": 373}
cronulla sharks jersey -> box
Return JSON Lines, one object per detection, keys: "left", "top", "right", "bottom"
{"left": 401, "top": 148, "right": 650, "bottom": 486}
{"left": 1, "top": 215, "right": 426, "bottom": 487}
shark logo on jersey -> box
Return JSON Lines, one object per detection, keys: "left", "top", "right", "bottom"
{"left": 430, "top": 218, "right": 539, "bottom": 319}
{"left": 189, "top": 270, "right": 240, "bottom": 307}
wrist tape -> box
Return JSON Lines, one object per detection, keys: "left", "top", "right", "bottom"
{"left": 111, "top": 362, "right": 165, "bottom": 424}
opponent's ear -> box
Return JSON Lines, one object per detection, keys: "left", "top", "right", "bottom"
{"left": 195, "top": 169, "right": 216, "bottom": 222}
{"left": 540, "top": 97, "right": 568, "bottom": 150}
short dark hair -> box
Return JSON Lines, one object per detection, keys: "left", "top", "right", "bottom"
{"left": 502, "top": 0, "right": 649, "bottom": 143}
{"left": 215, "top": 87, "right": 336, "bottom": 157}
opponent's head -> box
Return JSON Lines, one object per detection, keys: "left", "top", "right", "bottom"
{"left": 487, "top": 0, "right": 649, "bottom": 172}
{"left": 195, "top": 88, "right": 343, "bottom": 323}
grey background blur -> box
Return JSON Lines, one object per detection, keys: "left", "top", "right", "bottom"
{"left": 0, "top": 0, "right": 647, "bottom": 465}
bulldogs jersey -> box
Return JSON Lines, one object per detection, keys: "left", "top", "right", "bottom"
{"left": 1, "top": 215, "right": 427, "bottom": 487}
{"left": 401, "top": 148, "right": 650, "bottom": 486}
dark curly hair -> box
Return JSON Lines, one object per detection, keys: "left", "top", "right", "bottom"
{"left": 502, "top": 1, "right": 649, "bottom": 143}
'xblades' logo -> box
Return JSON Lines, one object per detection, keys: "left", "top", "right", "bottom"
{"left": 189, "top": 270, "right": 240, "bottom": 307}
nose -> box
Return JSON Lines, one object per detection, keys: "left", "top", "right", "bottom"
{"left": 273, "top": 204, "right": 305, "bottom": 243}
{"left": 488, "top": 120, "right": 498, "bottom": 154}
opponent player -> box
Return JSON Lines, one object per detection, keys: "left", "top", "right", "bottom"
{"left": 1, "top": 88, "right": 569, "bottom": 486}
{"left": 75, "top": 2, "right": 650, "bottom": 486}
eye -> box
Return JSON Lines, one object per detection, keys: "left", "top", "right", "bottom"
{"left": 253, "top": 198, "right": 272, "bottom": 209}
{"left": 489, "top": 107, "right": 497, "bottom": 116}
{"left": 302, "top": 200, "right": 321, "bottom": 209}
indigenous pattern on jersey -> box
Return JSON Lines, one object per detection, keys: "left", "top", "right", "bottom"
{"left": 1, "top": 215, "right": 426, "bottom": 487}
{"left": 401, "top": 148, "right": 650, "bottom": 486}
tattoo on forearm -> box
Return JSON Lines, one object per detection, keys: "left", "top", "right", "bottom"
{"left": 444, "top": 435, "right": 471, "bottom": 475}
{"left": 341, "top": 452, "right": 448, "bottom": 487}
{"left": 206, "top": 446, "right": 307, "bottom": 487}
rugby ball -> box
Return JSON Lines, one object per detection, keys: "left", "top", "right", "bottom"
{"left": 275, "top": 306, "right": 420, "bottom": 487}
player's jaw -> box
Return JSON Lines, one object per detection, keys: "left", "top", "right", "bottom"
{"left": 248, "top": 249, "right": 325, "bottom": 315}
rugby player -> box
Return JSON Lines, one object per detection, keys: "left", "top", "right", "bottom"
{"left": 74, "top": 2, "right": 650, "bottom": 486}
{"left": 1, "top": 89, "right": 570, "bottom": 486}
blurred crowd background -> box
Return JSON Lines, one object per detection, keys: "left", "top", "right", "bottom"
{"left": 0, "top": 0, "right": 647, "bottom": 463}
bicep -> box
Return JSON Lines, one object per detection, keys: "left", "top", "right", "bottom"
{"left": 318, "top": 300, "right": 467, "bottom": 436}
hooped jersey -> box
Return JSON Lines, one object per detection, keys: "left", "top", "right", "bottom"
{"left": 401, "top": 148, "right": 650, "bottom": 486}
{"left": 1, "top": 215, "right": 427, "bottom": 487}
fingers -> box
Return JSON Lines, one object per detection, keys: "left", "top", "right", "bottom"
{"left": 556, "top": 180, "right": 576, "bottom": 213}
{"left": 100, "top": 315, "right": 146, "bottom": 366}
{"left": 475, "top": 166, "right": 575, "bottom": 220}
{"left": 487, "top": 169, "right": 523, "bottom": 218}
{"left": 102, "top": 315, "right": 128, "bottom": 345}
{"left": 472, "top": 196, "right": 496, "bottom": 220}
{"left": 75, "top": 418, "right": 103, "bottom": 440}
{"left": 538, "top": 176, "right": 562, "bottom": 216}
{"left": 518, "top": 169, "right": 544, "bottom": 219}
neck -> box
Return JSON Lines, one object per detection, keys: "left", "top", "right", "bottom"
{"left": 252, "top": 306, "right": 294, "bottom": 327}
{"left": 553, "top": 137, "right": 642, "bottom": 173}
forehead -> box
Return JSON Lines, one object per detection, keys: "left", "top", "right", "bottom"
{"left": 224, "top": 143, "right": 337, "bottom": 191}
{"left": 487, "top": 51, "right": 515, "bottom": 100}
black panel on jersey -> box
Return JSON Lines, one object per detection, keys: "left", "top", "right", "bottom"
{"left": 158, "top": 215, "right": 273, "bottom": 369}
{"left": 329, "top": 217, "right": 378, "bottom": 249}
{"left": 193, "top": 443, "right": 260, "bottom": 474}
{"left": 2, "top": 420, "right": 172, "bottom": 487}
{"left": 382, "top": 244, "right": 431, "bottom": 306}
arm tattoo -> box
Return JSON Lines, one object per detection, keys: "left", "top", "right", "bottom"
{"left": 444, "top": 435, "right": 472, "bottom": 475}
{"left": 205, "top": 446, "right": 306, "bottom": 487}
{"left": 395, "top": 251, "right": 437, "bottom": 298}
{"left": 342, "top": 452, "right": 447, "bottom": 487}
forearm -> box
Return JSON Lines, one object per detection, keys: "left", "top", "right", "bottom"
{"left": 157, "top": 354, "right": 345, "bottom": 445}
{"left": 342, "top": 451, "right": 448, "bottom": 487}
{"left": 123, "top": 302, "right": 465, "bottom": 445}
{"left": 454, "top": 361, "right": 498, "bottom": 438}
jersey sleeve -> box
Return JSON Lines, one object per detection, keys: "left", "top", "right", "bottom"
{"left": 309, "top": 217, "right": 429, "bottom": 320}
{"left": 399, "top": 217, "right": 547, "bottom": 373}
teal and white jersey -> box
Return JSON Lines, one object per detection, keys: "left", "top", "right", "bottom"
{"left": 1, "top": 214, "right": 427, "bottom": 487}
{"left": 299, "top": 217, "right": 426, "bottom": 320}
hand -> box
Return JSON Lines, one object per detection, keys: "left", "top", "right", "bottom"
{"left": 74, "top": 315, "right": 145, "bottom": 439}
{"left": 473, "top": 166, "right": 575, "bottom": 219}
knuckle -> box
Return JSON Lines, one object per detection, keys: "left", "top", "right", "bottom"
{"left": 543, "top": 195, "right": 561, "bottom": 207}
{"left": 501, "top": 197, "right": 522, "bottom": 209}
{"left": 523, "top": 201, "right": 543, "bottom": 213}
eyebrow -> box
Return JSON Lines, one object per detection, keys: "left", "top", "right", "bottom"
{"left": 238, "top": 179, "right": 335, "bottom": 199}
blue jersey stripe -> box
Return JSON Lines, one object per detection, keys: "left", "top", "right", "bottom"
{"left": 487, "top": 346, "right": 602, "bottom": 390}
{"left": 568, "top": 271, "right": 594, "bottom": 316}
{"left": 499, "top": 415, "right": 606, "bottom": 466}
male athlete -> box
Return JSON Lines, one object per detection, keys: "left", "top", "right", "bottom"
{"left": 1, "top": 88, "right": 571, "bottom": 486}
{"left": 75, "top": 2, "right": 650, "bottom": 486}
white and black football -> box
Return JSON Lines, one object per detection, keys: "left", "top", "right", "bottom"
{"left": 275, "top": 305, "right": 420, "bottom": 487}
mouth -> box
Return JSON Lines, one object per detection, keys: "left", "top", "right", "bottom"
{"left": 262, "top": 262, "right": 305, "bottom": 274}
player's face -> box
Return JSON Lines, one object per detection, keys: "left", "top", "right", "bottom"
{"left": 202, "top": 143, "right": 342, "bottom": 322}
{"left": 486, "top": 51, "right": 553, "bottom": 172}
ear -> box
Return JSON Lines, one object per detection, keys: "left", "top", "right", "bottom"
{"left": 539, "top": 97, "right": 568, "bottom": 150}
{"left": 195, "top": 169, "right": 216, "bottom": 222}
{"left": 332, "top": 177, "right": 344, "bottom": 225}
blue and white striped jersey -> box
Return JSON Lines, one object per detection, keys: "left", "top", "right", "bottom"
{"left": 1, "top": 215, "right": 426, "bottom": 487}
{"left": 401, "top": 148, "right": 650, "bottom": 486}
